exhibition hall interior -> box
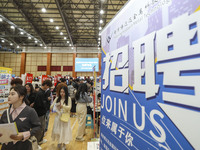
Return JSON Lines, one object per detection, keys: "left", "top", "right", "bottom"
{"left": 0, "top": 0, "right": 200, "bottom": 150}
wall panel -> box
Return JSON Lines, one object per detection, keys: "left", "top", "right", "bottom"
{"left": 0, "top": 53, "right": 21, "bottom": 76}
{"left": 0, "top": 52, "right": 100, "bottom": 78}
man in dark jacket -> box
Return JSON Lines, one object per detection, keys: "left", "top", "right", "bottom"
{"left": 44, "top": 87, "right": 52, "bottom": 133}
{"left": 33, "top": 80, "right": 52, "bottom": 145}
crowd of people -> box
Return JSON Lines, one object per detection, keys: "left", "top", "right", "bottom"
{"left": 0, "top": 77, "right": 94, "bottom": 150}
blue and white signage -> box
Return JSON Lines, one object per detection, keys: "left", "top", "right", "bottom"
{"left": 75, "top": 58, "right": 99, "bottom": 72}
{"left": 100, "top": 0, "right": 200, "bottom": 150}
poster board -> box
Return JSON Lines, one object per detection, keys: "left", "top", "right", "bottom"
{"left": 21, "top": 74, "right": 26, "bottom": 86}
{"left": 100, "top": 0, "right": 200, "bottom": 149}
{"left": 54, "top": 75, "right": 58, "bottom": 87}
{"left": 87, "top": 141, "right": 99, "bottom": 150}
{"left": 41, "top": 75, "right": 47, "bottom": 84}
{"left": 0, "top": 67, "right": 12, "bottom": 117}
{"left": 25, "top": 73, "right": 33, "bottom": 84}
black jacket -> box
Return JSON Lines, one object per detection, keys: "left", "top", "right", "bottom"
{"left": 45, "top": 89, "right": 51, "bottom": 111}
{"left": 26, "top": 92, "right": 36, "bottom": 105}
{"left": 33, "top": 88, "right": 47, "bottom": 116}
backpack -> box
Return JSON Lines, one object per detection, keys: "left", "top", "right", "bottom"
{"left": 68, "top": 85, "right": 76, "bottom": 99}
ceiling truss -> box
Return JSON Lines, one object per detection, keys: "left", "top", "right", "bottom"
{"left": 0, "top": 0, "right": 128, "bottom": 49}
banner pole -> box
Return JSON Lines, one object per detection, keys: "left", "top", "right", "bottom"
{"left": 93, "top": 66, "right": 97, "bottom": 138}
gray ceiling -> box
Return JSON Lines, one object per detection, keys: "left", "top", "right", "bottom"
{"left": 0, "top": 0, "right": 128, "bottom": 50}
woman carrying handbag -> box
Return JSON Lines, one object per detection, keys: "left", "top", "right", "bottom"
{"left": 50, "top": 86, "right": 72, "bottom": 150}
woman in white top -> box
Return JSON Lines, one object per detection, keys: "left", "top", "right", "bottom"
{"left": 50, "top": 86, "right": 72, "bottom": 150}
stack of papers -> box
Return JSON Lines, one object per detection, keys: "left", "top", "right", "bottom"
{"left": 0, "top": 123, "right": 18, "bottom": 143}
{"left": 87, "top": 141, "right": 99, "bottom": 150}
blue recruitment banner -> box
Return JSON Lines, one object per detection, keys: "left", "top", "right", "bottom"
{"left": 100, "top": 0, "right": 200, "bottom": 150}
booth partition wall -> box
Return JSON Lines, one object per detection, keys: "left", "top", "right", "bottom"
{"left": 0, "top": 52, "right": 100, "bottom": 77}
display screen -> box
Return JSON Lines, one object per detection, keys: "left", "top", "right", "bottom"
{"left": 75, "top": 58, "right": 99, "bottom": 72}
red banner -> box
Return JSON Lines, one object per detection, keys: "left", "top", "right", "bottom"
{"left": 41, "top": 75, "right": 47, "bottom": 83}
{"left": 54, "top": 75, "right": 58, "bottom": 86}
{"left": 25, "top": 73, "right": 33, "bottom": 84}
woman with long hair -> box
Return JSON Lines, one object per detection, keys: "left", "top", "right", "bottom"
{"left": 75, "top": 83, "right": 92, "bottom": 141}
{"left": 0, "top": 85, "right": 40, "bottom": 150}
{"left": 25, "top": 83, "right": 36, "bottom": 107}
{"left": 50, "top": 86, "right": 72, "bottom": 150}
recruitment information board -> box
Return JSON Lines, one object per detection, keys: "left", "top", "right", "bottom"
{"left": 0, "top": 67, "right": 12, "bottom": 116}
{"left": 100, "top": 0, "right": 200, "bottom": 150}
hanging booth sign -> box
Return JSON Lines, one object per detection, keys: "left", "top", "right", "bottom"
{"left": 25, "top": 73, "right": 33, "bottom": 84}
{"left": 100, "top": 0, "right": 200, "bottom": 150}
{"left": 54, "top": 75, "right": 58, "bottom": 87}
{"left": 21, "top": 74, "right": 26, "bottom": 86}
{"left": 41, "top": 75, "right": 48, "bottom": 84}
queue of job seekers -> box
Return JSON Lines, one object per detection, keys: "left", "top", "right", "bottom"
{"left": 0, "top": 77, "right": 94, "bottom": 150}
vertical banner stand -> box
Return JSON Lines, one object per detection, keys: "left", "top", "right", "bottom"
{"left": 93, "top": 66, "right": 97, "bottom": 138}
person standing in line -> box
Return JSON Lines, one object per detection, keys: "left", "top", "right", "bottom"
{"left": 56, "top": 82, "right": 68, "bottom": 97}
{"left": 25, "top": 83, "right": 36, "bottom": 107}
{"left": 73, "top": 78, "right": 80, "bottom": 90}
{"left": 44, "top": 87, "right": 53, "bottom": 133}
{"left": 75, "top": 83, "right": 92, "bottom": 141}
{"left": 10, "top": 78, "right": 23, "bottom": 87}
{"left": 34, "top": 84, "right": 40, "bottom": 92}
{"left": 33, "top": 80, "right": 52, "bottom": 145}
{"left": 0, "top": 85, "right": 41, "bottom": 150}
{"left": 67, "top": 77, "right": 73, "bottom": 86}
{"left": 50, "top": 86, "right": 72, "bottom": 150}
{"left": 68, "top": 81, "right": 76, "bottom": 117}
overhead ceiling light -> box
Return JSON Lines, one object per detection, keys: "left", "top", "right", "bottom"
{"left": 20, "top": 32, "right": 24, "bottom": 35}
{"left": 35, "top": 41, "right": 38, "bottom": 43}
{"left": 10, "top": 43, "right": 13, "bottom": 46}
{"left": 98, "top": 47, "right": 100, "bottom": 50}
{"left": 72, "top": 47, "right": 74, "bottom": 49}
{"left": 98, "top": 37, "right": 101, "bottom": 40}
{"left": 69, "top": 44, "right": 72, "bottom": 46}
{"left": 0, "top": 18, "right": 2, "bottom": 22}
{"left": 99, "top": 27, "right": 102, "bottom": 30}
{"left": 41, "top": 8, "right": 46, "bottom": 13}
{"left": 99, "top": 33, "right": 101, "bottom": 36}
{"left": 55, "top": 26, "right": 59, "bottom": 30}
{"left": 44, "top": 46, "right": 47, "bottom": 49}
{"left": 40, "top": 44, "right": 43, "bottom": 46}
{"left": 64, "top": 37, "right": 67, "bottom": 40}
{"left": 67, "top": 41, "right": 69, "bottom": 43}
{"left": 2, "top": 40, "right": 5, "bottom": 43}
{"left": 100, "top": 10, "right": 104, "bottom": 14}
{"left": 28, "top": 36, "right": 31, "bottom": 39}
{"left": 100, "top": 20, "right": 103, "bottom": 24}
{"left": 50, "top": 19, "right": 54, "bottom": 23}
{"left": 60, "top": 32, "right": 63, "bottom": 35}
{"left": 11, "top": 25, "right": 15, "bottom": 29}
{"left": 17, "top": 45, "right": 19, "bottom": 48}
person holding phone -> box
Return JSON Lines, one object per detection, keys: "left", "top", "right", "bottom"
{"left": 50, "top": 86, "right": 72, "bottom": 150}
